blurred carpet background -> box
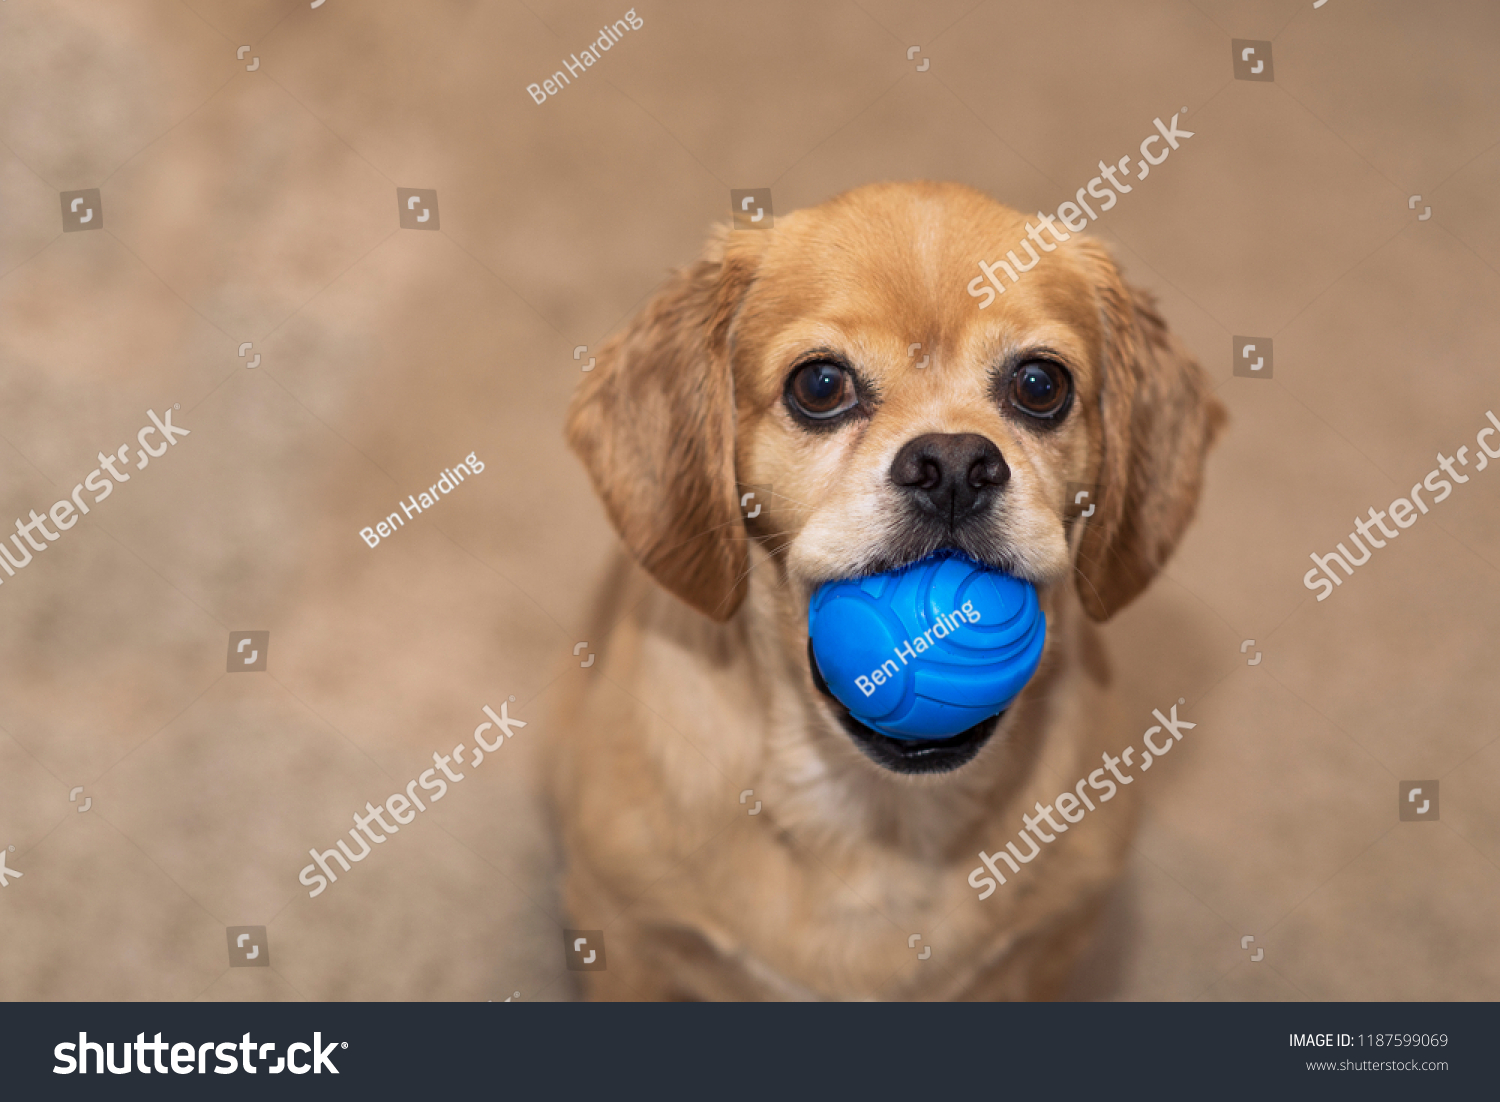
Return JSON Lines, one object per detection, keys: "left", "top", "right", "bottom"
{"left": 1, "top": 0, "right": 1498, "bottom": 1000}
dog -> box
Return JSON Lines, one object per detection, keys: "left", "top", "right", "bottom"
{"left": 549, "top": 180, "right": 1225, "bottom": 1000}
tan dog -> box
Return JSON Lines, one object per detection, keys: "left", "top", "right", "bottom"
{"left": 550, "top": 181, "right": 1224, "bottom": 1000}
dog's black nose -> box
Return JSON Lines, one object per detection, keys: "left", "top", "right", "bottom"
{"left": 889, "top": 433, "right": 1009, "bottom": 523}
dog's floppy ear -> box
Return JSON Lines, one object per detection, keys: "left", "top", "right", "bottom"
{"left": 1071, "top": 240, "right": 1227, "bottom": 622}
{"left": 566, "top": 229, "right": 763, "bottom": 621}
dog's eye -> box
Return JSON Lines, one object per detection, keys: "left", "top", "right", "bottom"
{"left": 786, "top": 361, "right": 858, "bottom": 420}
{"left": 1009, "top": 360, "right": 1072, "bottom": 418}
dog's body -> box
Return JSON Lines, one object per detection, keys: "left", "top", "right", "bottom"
{"left": 550, "top": 181, "right": 1224, "bottom": 1000}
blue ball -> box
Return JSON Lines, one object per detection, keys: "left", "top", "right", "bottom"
{"left": 808, "top": 551, "right": 1046, "bottom": 741}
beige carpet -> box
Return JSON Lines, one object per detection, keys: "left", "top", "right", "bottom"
{"left": 1, "top": 0, "right": 1497, "bottom": 1001}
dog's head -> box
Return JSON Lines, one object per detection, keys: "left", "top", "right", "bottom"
{"left": 567, "top": 181, "right": 1225, "bottom": 775}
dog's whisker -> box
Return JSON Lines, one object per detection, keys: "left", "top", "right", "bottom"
{"left": 712, "top": 539, "right": 800, "bottom": 616}
{"left": 1069, "top": 560, "right": 1107, "bottom": 612}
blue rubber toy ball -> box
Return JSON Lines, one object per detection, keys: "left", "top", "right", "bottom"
{"left": 807, "top": 551, "right": 1046, "bottom": 741}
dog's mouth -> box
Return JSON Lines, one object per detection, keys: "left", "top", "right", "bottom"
{"left": 852, "top": 518, "right": 1038, "bottom": 587}
{"left": 806, "top": 639, "right": 1001, "bottom": 775}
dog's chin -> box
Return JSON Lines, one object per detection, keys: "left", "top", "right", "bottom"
{"left": 807, "top": 640, "right": 1001, "bottom": 775}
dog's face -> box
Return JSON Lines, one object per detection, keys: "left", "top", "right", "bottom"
{"left": 730, "top": 189, "right": 1107, "bottom": 594}
{"left": 568, "top": 181, "right": 1224, "bottom": 775}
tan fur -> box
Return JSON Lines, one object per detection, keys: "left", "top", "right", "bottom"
{"left": 552, "top": 181, "right": 1225, "bottom": 1000}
